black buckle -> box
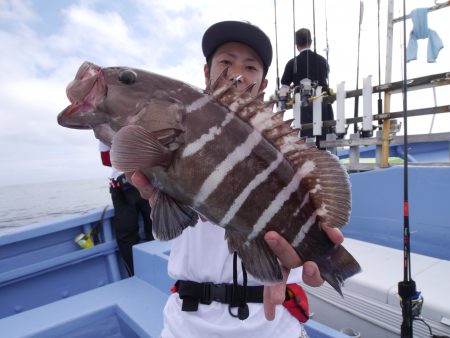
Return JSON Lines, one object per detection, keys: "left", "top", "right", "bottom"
{"left": 200, "top": 283, "right": 229, "bottom": 305}
{"left": 201, "top": 282, "right": 212, "bottom": 305}
{"left": 212, "top": 284, "right": 228, "bottom": 303}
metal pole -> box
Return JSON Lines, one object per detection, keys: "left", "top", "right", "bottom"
{"left": 381, "top": 0, "right": 394, "bottom": 168}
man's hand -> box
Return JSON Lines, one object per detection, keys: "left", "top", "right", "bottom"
{"left": 263, "top": 228, "right": 344, "bottom": 320}
{"left": 126, "top": 171, "right": 158, "bottom": 207}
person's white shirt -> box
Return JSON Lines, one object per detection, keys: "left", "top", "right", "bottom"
{"left": 161, "top": 218, "right": 306, "bottom": 338}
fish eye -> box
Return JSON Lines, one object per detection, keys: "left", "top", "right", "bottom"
{"left": 118, "top": 69, "right": 137, "bottom": 84}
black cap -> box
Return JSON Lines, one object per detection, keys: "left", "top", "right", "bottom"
{"left": 202, "top": 21, "right": 273, "bottom": 70}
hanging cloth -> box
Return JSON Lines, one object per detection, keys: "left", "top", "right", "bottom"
{"left": 406, "top": 8, "right": 443, "bottom": 63}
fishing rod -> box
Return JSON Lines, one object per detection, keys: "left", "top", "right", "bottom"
{"left": 398, "top": 0, "right": 416, "bottom": 336}
{"left": 292, "top": 0, "right": 297, "bottom": 76}
{"left": 312, "top": 0, "right": 317, "bottom": 53}
{"left": 377, "top": 0, "right": 383, "bottom": 129}
{"left": 273, "top": 0, "right": 280, "bottom": 91}
{"left": 324, "top": 0, "right": 330, "bottom": 86}
{"left": 353, "top": 1, "right": 364, "bottom": 134}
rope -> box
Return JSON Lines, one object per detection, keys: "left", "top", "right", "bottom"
{"left": 228, "top": 252, "right": 249, "bottom": 320}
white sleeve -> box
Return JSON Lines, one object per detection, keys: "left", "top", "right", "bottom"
{"left": 98, "top": 141, "right": 110, "bottom": 152}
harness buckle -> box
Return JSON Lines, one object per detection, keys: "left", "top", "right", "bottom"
{"left": 200, "top": 283, "right": 230, "bottom": 305}
{"left": 201, "top": 282, "right": 212, "bottom": 305}
{"left": 212, "top": 283, "right": 228, "bottom": 303}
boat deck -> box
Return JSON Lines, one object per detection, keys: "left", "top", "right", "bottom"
{"left": 0, "top": 238, "right": 350, "bottom": 337}
{"left": 0, "top": 237, "right": 170, "bottom": 337}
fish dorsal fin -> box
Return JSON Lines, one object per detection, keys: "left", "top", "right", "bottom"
{"left": 110, "top": 124, "right": 172, "bottom": 173}
{"left": 212, "top": 76, "right": 351, "bottom": 229}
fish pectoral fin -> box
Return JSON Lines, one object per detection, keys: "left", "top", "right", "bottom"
{"left": 225, "top": 229, "right": 283, "bottom": 283}
{"left": 111, "top": 125, "right": 172, "bottom": 172}
{"left": 151, "top": 190, "right": 199, "bottom": 240}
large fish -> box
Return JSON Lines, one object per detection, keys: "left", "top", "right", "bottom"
{"left": 58, "top": 61, "right": 361, "bottom": 294}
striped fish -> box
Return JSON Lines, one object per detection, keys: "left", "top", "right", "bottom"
{"left": 58, "top": 61, "right": 361, "bottom": 294}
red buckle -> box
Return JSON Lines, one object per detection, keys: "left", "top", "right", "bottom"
{"left": 170, "top": 282, "right": 179, "bottom": 293}
{"left": 282, "top": 283, "right": 310, "bottom": 323}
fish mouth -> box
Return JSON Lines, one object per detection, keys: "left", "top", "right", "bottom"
{"left": 57, "top": 61, "right": 107, "bottom": 129}
{"left": 57, "top": 102, "right": 100, "bottom": 129}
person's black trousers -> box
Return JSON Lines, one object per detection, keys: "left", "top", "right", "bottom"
{"left": 110, "top": 183, "right": 153, "bottom": 275}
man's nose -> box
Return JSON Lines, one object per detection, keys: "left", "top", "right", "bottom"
{"left": 229, "top": 74, "right": 243, "bottom": 87}
{"left": 227, "top": 64, "right": 242, "bottom": 80}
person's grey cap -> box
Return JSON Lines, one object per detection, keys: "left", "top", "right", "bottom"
{"left": 202, "top": 21, "right": 273, "bottom": 69}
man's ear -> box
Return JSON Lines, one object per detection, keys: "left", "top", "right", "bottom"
{"left": 259, "top": 79, "right": 268, "bottom": 92}
{"left": 204, "top": 64, "right": 210, "bottom": 86}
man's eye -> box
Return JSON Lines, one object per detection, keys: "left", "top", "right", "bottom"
{"left": 246, "top": 65, "right": 257, "bottom": 72}
{"left": 118, "top": 69, "right": 137, "bottom": 84}
{"left": 220, "top": 60, "right": 232, "bottom": 66}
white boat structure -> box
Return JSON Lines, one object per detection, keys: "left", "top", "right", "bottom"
{"left": 295, "top": 1, "right": 450, "bottom": 336}
{"left": 1, "top": 1, "right": 449, "bottom": 337}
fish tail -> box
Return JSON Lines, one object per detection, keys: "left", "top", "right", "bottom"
{"left": 312, "top": 244, "right": 361, "bottom": 296}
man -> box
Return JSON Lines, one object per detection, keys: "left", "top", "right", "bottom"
{"left": 131, "top": 21, "right": 344, "bottom": 338}
{"left": 281, "top": 28, "right": 334, "bottom": 143}
{"left": 100, "top": 141, "right": 154, "bottom": 276}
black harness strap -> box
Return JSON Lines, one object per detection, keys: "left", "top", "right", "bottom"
{"left": 177, "top": 253, "right": 263, "bottom": 320}
{"left": 177, "top": 281, "right": 263, "bottom": 311}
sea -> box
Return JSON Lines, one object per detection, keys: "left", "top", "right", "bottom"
{"left": 0, "top": 179, "right": 112, "bottom": 235}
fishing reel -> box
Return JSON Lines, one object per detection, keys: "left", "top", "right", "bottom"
{"left": 275, "top": 85, "right": 293, "bottom": 111}
{"left": 294, "top": 78, "right": 318, "bottom": 107}
{"left": 274, "top": 78, "right": 326, "bottom": 111}
{"left": 399, "top": 291, "right": 424, "bottom": 318}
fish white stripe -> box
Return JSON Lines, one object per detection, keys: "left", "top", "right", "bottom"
{"left": 246, "top": 160, "right": 316, "bottom": 241}
{"left": 291, "top": 211, "right": 318, "bottom": 247}
{"left": 194, "top": 129, "right": 262, "bottom": 206}
{"left": 186, "top": 96, "right": 211, "bottom": 114}
{"left": 182, "top": 113, "right": 234, "bottom": 158}
{"left": 291, "top": 181, "right": 327, "bottom": 246}
{"left": 219, "top": 151, "right": 284, "bottom": 227}
{"left": 291, "top": 203, "right": 327, "bottom": 247}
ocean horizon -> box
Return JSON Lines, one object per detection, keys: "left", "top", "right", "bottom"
{"left": 0, "top": 178, "right": 112, "bottom": 235}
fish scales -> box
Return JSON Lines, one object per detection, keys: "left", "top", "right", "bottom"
{"left": 224, "top": 157, "right": 296, "bottom": 235}
{"left": 181, "top": 104, "right": 316, "bottom": 248}
{"left": 172, "top": 101, "right": 299, "bottom": 237}
{"left": 57, "top": 62, "right": 361, "bottom": 294}
{"left": 165, "top": 104, "right": 253, "bottom": 207}
{"left": 215, "top": 150, "right": 284, "bottom": 232}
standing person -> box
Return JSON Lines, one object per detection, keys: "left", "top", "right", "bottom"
{"left": 281, "top": 28, "right": 334, "bottom": 144}
{"left": 130, "top": 21, "right": 345, "bottom": 338}
{"left": 99, "top": 141, "right": 154, "bottom": 276}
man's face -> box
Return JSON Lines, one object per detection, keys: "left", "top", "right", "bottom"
{"left": 204, "top": 42, "right": 268, "bottom": 98}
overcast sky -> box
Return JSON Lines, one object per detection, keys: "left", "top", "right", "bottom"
{"left": 0, "top": 0, "right": 448, "bottom": 186}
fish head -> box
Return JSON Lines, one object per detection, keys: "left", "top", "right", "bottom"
{"left": 57, "top": 61, "right": 186, "bottom": 146}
